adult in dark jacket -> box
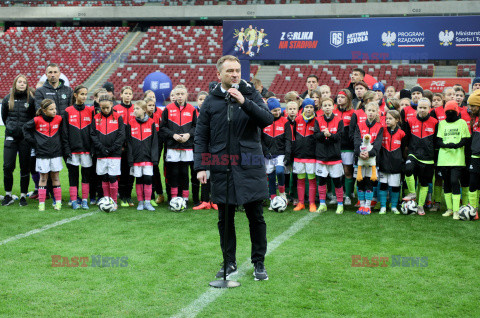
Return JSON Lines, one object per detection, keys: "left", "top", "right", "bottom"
{"left": 34, "top": 63, "right": 73, "bottom": 115}
{"left": 1, "top": 74, "right": 36, "bottom": 206}
{"left": 194, "top": 55, "right": 273, "bottom": 281}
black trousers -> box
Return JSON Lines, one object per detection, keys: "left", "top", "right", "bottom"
{"left": 440, "top": 166, "right": 462, "bottom": 195}
{"left": 218, "top": 200, "right": 267, "bottom": 264}
{"left": 189, "top": 162, "right": 200, "bottom": 204}
{"left": 3, "top": 138, "right": 30, "bottom": 193}
{"left": 405, "top": 156, "right": 434, "bottom": 187}
{"left": 119, "top": 151, "right": 134, "bottom": 199}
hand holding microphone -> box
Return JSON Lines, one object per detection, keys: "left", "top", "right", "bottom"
{"left": 225, "top": 83, "right": 244, "bottom": 105}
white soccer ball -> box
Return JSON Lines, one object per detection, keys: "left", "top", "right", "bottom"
{"left": 234, "top": 46, "right": 239, "bottom": 51}
{"left": 264, "top": 39, "right": 269, "bottom": 44}
{"left": 271, "top": 196, "right": 287, "bottom": 212}
{"left": 98, "top": 196, "right": 116, "bottom": 213}
{"left": 249, "top": 51, "right": 255, "bottom": 57}
{"left": 12, "top": 195, "right": 19, "bottom": 200}
{"left": 459, "top": 205, "right": 477, "bottom": 221}
{"left": 170, "top": 197, "right": 186, "bottom": 212}
{"left": 401, "top": 200, "right": 418, "bottom": 215}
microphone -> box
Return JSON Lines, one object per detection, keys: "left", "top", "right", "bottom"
{"left": 226, "top": 83, "right": 239, "bottom": 122}
{"left": 225, "top": 83, "right": 239, "bottom": 103}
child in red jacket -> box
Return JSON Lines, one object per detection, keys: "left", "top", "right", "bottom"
{"left": 127, "top": 100, "right": 159, "bottom": 211}
{"left": 90, "top": 94, "right": 125, "bottom": 207}
{"left": 23, "top": 99, "right": 63, "bottom": 211}
{"left": 62, "top": 85, "right": 95, "bottom": 210}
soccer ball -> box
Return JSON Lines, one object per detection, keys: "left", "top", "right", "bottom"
{"left": 401, "top": 200, "right": 418, "bottom": 215}
{"left": 264, "top": 39, "right": 269, "bottom": 44}
{"left": 459, "top": 205, "right": 477, "bottom": 221}
{"left": 249, "top": 51, "right": 255, "bottom": 57}
{"left": 98, "top": 196, "right": 116, "bottom": 213}
{"left": 234, "top": 46, "right": 239, "bottom": 51}
{"left": 170, "top": 197, "right": 186, "bottom": 212}
{"left": 271, "top": 196, "right": 287, "bottom": 213}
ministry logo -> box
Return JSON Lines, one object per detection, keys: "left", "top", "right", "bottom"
{"left": 330, "top": 31, "right": 344, "bottom": 48}
{"left": 439, "top": 30, "right": 454, "bottom": 46}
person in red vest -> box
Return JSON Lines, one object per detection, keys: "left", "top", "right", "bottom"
{"left": 314, "top": 97, "right": 344, "bottom": 214}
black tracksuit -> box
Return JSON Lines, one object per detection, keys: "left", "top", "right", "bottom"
{"left": 1, "top": 91, "right": 35, "bottom": 193}
{"left": 23, "top": 114, "right": 63, "bottom": 159}
{"left": 34, "top": 79, "right": 73, "bottom": 115}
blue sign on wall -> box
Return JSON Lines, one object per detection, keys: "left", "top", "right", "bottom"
{"left": 223, "top": 16, "right": 480, "bottom": 61}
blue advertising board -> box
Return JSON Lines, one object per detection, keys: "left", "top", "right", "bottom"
{"left": 223, "top": 16, "right": 480, "bottom": 62}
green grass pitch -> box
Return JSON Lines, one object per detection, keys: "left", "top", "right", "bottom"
{"left": 1, "top": 126, "right": 480, "bottom": 317}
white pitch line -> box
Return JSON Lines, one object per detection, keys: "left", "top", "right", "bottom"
{"left": 171, "top": 212, "right": 319, "bottom": 318}
{"left": 0, "top": 211, "right": 99, "bottom": 246}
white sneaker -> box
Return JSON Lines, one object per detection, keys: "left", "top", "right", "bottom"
{"left": 328, "top": 197, "right": 337, "bottom": 205}
{"left": 379, "top": 207, "right": 386, "bottom": 215}
{"left": 392, "top": 208, "right": 400, "bottom": 215}
{"left": 442, "top": 209, "right": 453, "bottom": 217}
{"left": 344, "top": 196, "right": 352, "bottom": 206}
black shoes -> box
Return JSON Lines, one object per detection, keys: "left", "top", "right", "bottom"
{"left": 2, "top": 195, "right": 14, "bottom": 206}
{"left": 253, "top": 261, "right": 268, "bottom": 281}
{"left": 215, "top": 262, "right": 238, "bottom": 279}
{"left": 19, "top": 196, "right": 28, "bottom": 206}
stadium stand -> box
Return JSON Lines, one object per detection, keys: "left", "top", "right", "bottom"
{"left": 19, "top": 0, "right": 145, "bottom": 6}
{"left": 268, "top": 64, "right": 435, "bottom": 99}
{"left": 105, "top": 64, "right": 259, "bottom": 101}
{"left": 0, "top": 26, "right": 129, "bottom": 96}
{"left": 128, "top": 26, "right": 223, "bottom": 64}
{"left": 457, "top": 64, "right": 476, "bottom": 77}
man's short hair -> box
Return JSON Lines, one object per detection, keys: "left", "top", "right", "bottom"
{"left": 306, "top": 74, "right": 318, "bottom": 82}
{"left": 216, "top": 55, "right": 240, "bottom": 72}
{"left": 46, "top": 63, "right": 59, "bottom": 72}
{"left": 352, "top": 68, "right": 365, "bottom": 77}
{"left": 354, "top": 80, "right": 369, "bottom": 90}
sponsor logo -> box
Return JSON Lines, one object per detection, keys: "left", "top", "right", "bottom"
{"left": 346, "top": 31, "right": 368, "bottom": 44}
{"left": 61, "top": 94, "right": 67, "bottom": 99}
{"left": 279, "top": 31, "right": 318, "bottom": 50}
{"left": 150, "top": 81, "right": 159, "bottom": 90}
{"left": 382, "top": 31, "right": 425, "bottom": 48}
{"left": 382, "top": 31, "right": 396, "bottom": 47}
{"left": 452, "top": 30, "right": 480, "bottom": 47}
{"left": 330, "top": 31, "right": 344, "bottom": 48}
{"left": 439, "top": 30, "right": 454, "bottom": 46}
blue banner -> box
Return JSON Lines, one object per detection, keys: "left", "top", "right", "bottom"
{"left": 223, "top": 16, "right": 480, "bottom": 61}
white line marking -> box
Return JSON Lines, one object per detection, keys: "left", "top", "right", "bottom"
{"left": 171, "top": 212, "right": 318, "bottom": 318}
{"left": 0, "top": 211, "right": 99, "bottom": 246}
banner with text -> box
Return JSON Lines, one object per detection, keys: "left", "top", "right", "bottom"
{"left": 223, "top": 16, "right": 480, "bottom": 61}
{"left": 417, "top": 78, "right": 472, "bottom": 93}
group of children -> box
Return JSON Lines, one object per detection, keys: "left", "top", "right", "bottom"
{"left": 3, "top": 72, "right": 480, "bottom": 220}
{"left": 261, "top": 77, "right": 480, "bottom": 220}
{"left": 9, "top": 78, "right": 215, "bottom": 212}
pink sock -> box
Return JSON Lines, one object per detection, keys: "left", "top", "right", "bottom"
{"left": 136, "top": 184, "right": 144, "bottom": 202}
{"left": 69, "top": 186, "right": 77, "bottom": 202}
{"left": 144, "top": 184, "right": 152, "bottom": 201}
{"left": 318, "top": 184, "right": 327, "bottom": 201}
{"left": 171, "top": 187, "right": 178, "bottom": 198}
{"left": 102, "top": 182, "right": 110, "bottom": 197}
{"left": 308, "top": 179, "right": 316, "bottom": 204}
{"left": 335, "top": 187, "right": 344, "bottom": 203}
{"left": 297, "top": 178, "right": 305, "bottom": 204}
{"left": 110, "top": 181, "right": 118, "bottom": 203}
{"left": 182, "top": 190, "right": 189, "bottom": 199}
{"left": 53, "top": 186, "right": 62, "bottom": 202}
{"left": 39, "top": 187, "right": 47, "bottom": 203}
{"left": 278, "top": 185, "right": 285, "bottom": 194}
{"left": 81, "top": 183, "right": 89, "bottom": 200}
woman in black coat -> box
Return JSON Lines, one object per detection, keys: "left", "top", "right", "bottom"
{"left": 1, "top": 74, "right": 35, "bottom": 206}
